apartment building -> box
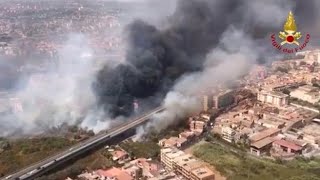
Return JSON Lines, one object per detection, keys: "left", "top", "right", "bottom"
{"left": 174, "top": 154, "right": 214, "bottom": 180}
{"left": 202, "top": 95, "right": 213, "bottom": 112}
{"left": 257, "top": 90, "right": 289, "bottom": 107}
{"left": 173, "top": 154, "right": 199, "bottom": 178}
{"left": 160, "top": 147, "right": 185, "bottom": 171}
{"left": 200, "top": 89, "right": 235, "bottom": 112}
{"left": 161, "top": 147, "right": 215, "bottom": 180}
{"left": 190, "top": 166, "right": 215, "bottom": 180}
{"left": 221, "top": 126, "right": 236, "bottom": 143}
{"left": 213, "top": 90, "right": 235, "bottom": 109}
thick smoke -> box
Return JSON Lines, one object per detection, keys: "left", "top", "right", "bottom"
{"left": 95, "top": 0, "right": 315, "bottom": 118}
{"left": 143, "top": 28, "right": 262, "bottom": 134}
{"left": 95, "top": 0, "right": 243, "bottom": 117}
{"left": 0, "top": 56, "right": 27, "bottom": 91}
{"left": 1, "top": 0, "right": 319, "bottom": 136}
{"left": 155, "top": 0, "right": 319, "bottom": 132}
{"left": 120, "top": 0, "right": 320, "bottom": 137}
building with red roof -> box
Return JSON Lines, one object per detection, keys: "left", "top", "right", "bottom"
{"left": 96, "top": 167, "right": 133, "bottom": 180}
{"left": 273, "top": 139, "right": 303, "bottom": 154}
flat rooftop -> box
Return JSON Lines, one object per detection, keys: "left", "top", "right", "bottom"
{"left": 191, "top": 166, "right": 215, "bottom": 179}
{"left": 259, "top": 90, "right": 288, "bottom": 98}
{"left": 161, "top": 147, "right": 185, "bottom": 159}
{"left": 250, "top": 128, "right": 281, "bottom": 142}
{"left": 250, "top": 137, "right": 274, "bottom": 149}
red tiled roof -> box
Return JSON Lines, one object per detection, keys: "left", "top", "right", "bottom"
{"left": 273, "top": 139, "right": 302, "bottom": 151}
{"left": 159, "top": 136, "right": 188, "bottom": 148}
{"left": 96, "top": 167, "right": 133, "bottom": 180}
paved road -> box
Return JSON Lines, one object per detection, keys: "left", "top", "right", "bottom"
{"left": 2, "top": 106, "right": 164, "bottom": 180}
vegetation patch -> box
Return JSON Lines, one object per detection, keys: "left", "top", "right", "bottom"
{"left": 193, "top": 142, "right": 320, "bottom": 180}
{"left": 290, "top": 97, "right": 320, "bottom": 109}
{"left": 35, "top": 149, "right": 115, "bottom": 180}
{"left": 0, "top": 137, "right": 75, "bottom": 176}
{"left": 120, "top": 140, "right": 160, "bottom": 159}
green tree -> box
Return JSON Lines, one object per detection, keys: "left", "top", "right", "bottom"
{"left": 68, "top": 125, "right": 78, "bottom": 133}
{"left": 282, "top": 89, "right": 290, "bottom": 95}
{"left": 87, "top": 130, "right": 95, "bottom": 136}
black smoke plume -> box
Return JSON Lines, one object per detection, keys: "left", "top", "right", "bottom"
{"left": 94, "top": 0, "right": 319, "bottom": 118}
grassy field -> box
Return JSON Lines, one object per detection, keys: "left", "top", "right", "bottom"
{"left": 0, "top": 137, "right": 75, "bottom": 176}
{"left": 120, "top": 140, "right": 160, "bottom": 159}
{"left": 192, "top": 142, "right": 320, "bottom": 180}
{"left": 35, "top": 149, "right": 116, "bottom": 180}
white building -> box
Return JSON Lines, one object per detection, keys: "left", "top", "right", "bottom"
{"left": 160, "top": 147, "right": 185, "bottom": 171}
{"left": 202, "top": 95, "right": 212, "bottom": 112}
{"left": 257, "top": 90, "right": 289, "bottom": 107}
{"left": 296, "top": 50, "right": 311, "bottom": 57}
{"left": 221, "top": 126, "right": 236, "bottom": 143}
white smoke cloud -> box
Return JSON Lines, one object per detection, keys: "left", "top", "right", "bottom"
{"left": 137, "top": 28, "right": 259, "bottom": 137}
{"left": 0, "top": 0, "right": 179, "bottom": 137}
{"left": 150, "top": 91, "right": 200, "bottom": 129}
{"left": 0, "top": 34, "right": 112, "bottom": 136}
{"left": 174, "top": 28, "right": 258, "bottom": 96}
{"left": 133, "top": 91, "right": 200, "bottom": 141}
